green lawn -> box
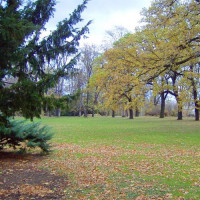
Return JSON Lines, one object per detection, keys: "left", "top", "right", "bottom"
{"left": 36, "top": 116, "right": 200, "bottom": 199}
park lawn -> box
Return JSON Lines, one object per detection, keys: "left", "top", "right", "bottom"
{"left": 37, "top": 116, "right": 200, "bottom": 199}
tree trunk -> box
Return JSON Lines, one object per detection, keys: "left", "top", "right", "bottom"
{"left": 177, "top": 103, "right": 183, "bottom": 120}
{"left": 92, "top": 108, "right": 95, "bottom": 117}
{"left": 92, "top": 92, "right": 98, "bottom": 118}
{"left": 125, "top": 110, "right": 129, "bottom": 117}
{"left": 135, "top": 107, "right": 140, "bottom": 117}
{"left": 190, "top": 65, "right": 199, "bottom": 121}
{"left": 195, "top": 104, "right": 199, "bottom": 121}
{"left": 129, "top": 108, "right": 133, "bottom": 119}
{"left": 193, "top": 90, "right": 199, "bottom": 121}
{"left": 79, "top": 94, "right": 82, "bottom": 117}
{"left": 160, "top": 92, "right": 165, "bottom": 118}
{"left": 177, "top": 110, "right": 182, "bottom": 120}
{"left": 84, "top": 109, "right": 88, "bottom": 117}
{"left": 154, "top": 96, "right": 159, "bottom": 106}
{"left": 112, "top": 110, "right": 115, "bottom": 118}
{"left": 84, "top": 91, "right": 89, "bottom": 117}
{"left": 174, "top": 89, "right": 182, "bottom": 120}
{"left": 122, "top": 107, "right": 125, "bottom": 117}
{"left": 55, "top": 108, "right": 61, "bottom": 117}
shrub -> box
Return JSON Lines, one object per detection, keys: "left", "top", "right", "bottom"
{"left": 0, "top": 119, "right": 53, "bottom": 153}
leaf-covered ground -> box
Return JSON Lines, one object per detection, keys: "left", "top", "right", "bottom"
{"left": 0, "top": 152, "right": 68, "bottom": 199}
{"left": 1, "top": 117, "right": 200, "bottom": 199}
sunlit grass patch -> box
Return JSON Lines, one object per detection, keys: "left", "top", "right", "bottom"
{"left": 35, "top": 116, "right": 200, "bottom": 199}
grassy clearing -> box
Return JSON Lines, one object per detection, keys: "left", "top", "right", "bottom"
{"left": 35, "top": 116, "right": 200, "bottom": 199}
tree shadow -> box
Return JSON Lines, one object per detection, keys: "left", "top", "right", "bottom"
{"left": 0, "top": 150, "right": 68, "bottom": 200}
{"left": 0, "top": 151, "right": 45, "bottom": 161}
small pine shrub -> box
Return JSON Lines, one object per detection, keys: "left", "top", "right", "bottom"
{"left": 0, "top": 119, "right": 53, "bottom": 153}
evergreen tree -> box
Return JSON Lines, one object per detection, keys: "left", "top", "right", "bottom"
{"left": 0, "top": 119, "right": 53, "bottom": 152}
{"left": 0, "top": 0, "right": 91, "bottom": 126}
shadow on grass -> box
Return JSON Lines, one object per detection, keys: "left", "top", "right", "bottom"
{"left": 0, "top": 150, "right": 68, "bottom": 200}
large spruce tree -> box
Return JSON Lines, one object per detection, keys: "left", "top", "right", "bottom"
{"left": 0, "top": 0, "right": 91, "bottom": 126}
{"left": 0, "top": 0, "right": 90, "bottom": 151}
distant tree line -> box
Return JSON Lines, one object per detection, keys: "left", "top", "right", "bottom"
{"left": 50, "top": 0, "right": 200, "bottom": 121}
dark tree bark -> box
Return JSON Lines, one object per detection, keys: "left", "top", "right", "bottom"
{"left": 112, "top": 110, "right": 115, "bottom": 118}
{"left": 173, "top": 93, "right": 183, "bottom": 120}
{"left": 154, "top": 96, "right": 159, "bottom": 106}
{"left": 190, "top": 65, "right": 199, "bottom": 121}
{"left": 177, "top": 110, "right": 183, "bottom": 120}
{"left": 171, "top": 72, "right": 183, "bottom": 120}
{"left": 79, "top": 94, "right": 83, "bottom": 117}
{"left": 177, "top": 101, "right": 183, "bottom": 120}
{"left": 129, "top": 108, "right": 134, "bottom": 119}
{"left": 84, "top": 91, "right": 89, "bottom": 117}
{"left": 122, "top": 108, "right": 125, "bottom": 117}
{"left": 160, "top": 91, "right": 168, "bottom": 118}
{"left": 192, "top": 81, "right": 199, "bottom": 121}
{"left": 135, "top": 107, "right": 140, "bottom": 117}
{"left": 194, "top": 103, "right": 199, "bottom": 121}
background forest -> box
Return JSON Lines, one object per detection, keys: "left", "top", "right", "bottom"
{"left": 43, "top": 0, "right": 200, "bottom": 121}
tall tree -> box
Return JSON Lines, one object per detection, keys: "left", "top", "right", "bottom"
{"left": 80, "top": 44, "right": 99, "bottom": 117}
{"left": 186, "top": 63, "right": 200, "bottom": 121}
{"left": 92, "top": 35, "right": 147, "bottom": 119}
{"left": 139, "top": 0, "right": 200, "bottom": 82}
{"left": 0, "top": 0, "right": 91, "bottom": 126}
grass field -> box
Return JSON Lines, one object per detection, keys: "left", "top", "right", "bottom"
{"left": 37, "top": 116, "right": 200, "bottom": 199}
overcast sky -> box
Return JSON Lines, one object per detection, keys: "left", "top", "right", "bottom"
{"left": 45, "top": 0, "right": 152, "bottom": 45}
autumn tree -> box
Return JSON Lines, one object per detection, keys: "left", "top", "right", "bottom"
{"left": 91, "top": 0, "right": 199, "bottom": 120}
{"left": 139, "top": 0, "right": 200, "bottom": 82}
{"left": 135, "top": 0, "right": 200, "bottom": 119}
{"left": 152, "top": 74, "right": 170, "bottom": 118}
{"left": 92, "top": 34, "right": 147, "bottom": 119}
{"left": 188, "top": 63, "right": 200, "bottom": 121}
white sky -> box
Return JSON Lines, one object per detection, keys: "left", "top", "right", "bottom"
{"left": 45, "top": 0, "right": 152, "bottom": 45}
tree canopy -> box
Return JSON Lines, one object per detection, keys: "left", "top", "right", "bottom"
{"left": 90, "top": 0, "right": 200, "bottom": 120}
